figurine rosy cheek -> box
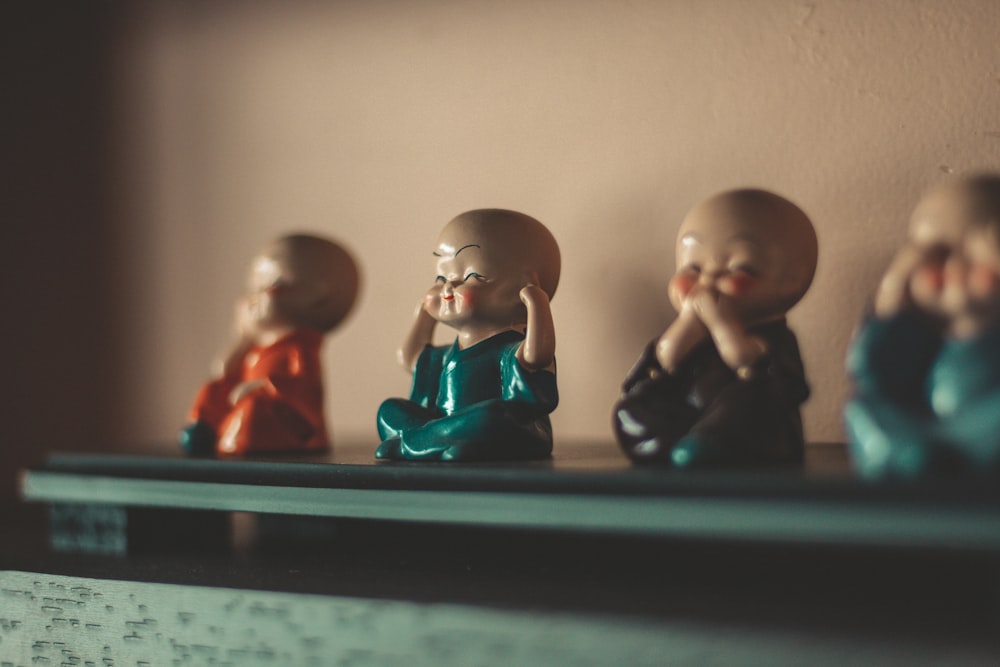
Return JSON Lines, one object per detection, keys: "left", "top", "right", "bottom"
{"left": 375, "top": 209, "right": 560, "bottom": 462}
{"left": 968, "top": 264, "right": 1000, "bottom": 299}
{"left": 614, "top": 189, "right": 817, "bottom": 469}
{"left": 179, "top": 234, "right": 359, "bottom": 458}
{"left": 668, "top": 272, "right": 696, "bottom": 303}
{"left": 718, "top": 272, "right": 758, "bottom": 297}
{"left": 846, "top": 173, "right": 1000, "bottom": 478}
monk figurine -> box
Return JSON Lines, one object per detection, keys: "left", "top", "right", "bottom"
{"left": 376, "top": 209, "right": 560, "bottom": 462}
{"left": 179, "top": 234, "right": 359, "bottom": 457}
{"left": 846, "top": 173, "right": 1000, "bottom": 478}
{"left": 613, "top": 189, "right": 818, "bottom": 469}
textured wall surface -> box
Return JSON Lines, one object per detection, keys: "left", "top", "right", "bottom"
{"left": 105, "top": 0, "right": 1000, "bottom": 449}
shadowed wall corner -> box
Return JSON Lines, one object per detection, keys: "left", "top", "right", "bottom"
{"left": 1, "top": 2, "right": 126, "bottom": 499}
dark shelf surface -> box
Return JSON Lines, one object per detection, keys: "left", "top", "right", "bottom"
{"left": 20, "top": 441, "right": 1000, "bottom": 551}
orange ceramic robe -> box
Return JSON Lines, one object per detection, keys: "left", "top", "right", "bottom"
{"left": 188, "top": 329, "right": 329, "bottom": 455}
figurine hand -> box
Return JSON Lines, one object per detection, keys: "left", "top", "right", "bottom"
{"left": 655, "top": 307, "right": 708, "bottom": 373}
{"left": 235, "top": 295, "right": 258, "bottom": 339}
{"left": 216, "top": 338, "right": 254, "bottom": 380}
{"left": 229, "top": 379, "right": 266, "bottom": 405}
{"left": 954, "top": 265, "right": 1000, "bottom": 338}
{"left": 517, "top": 283, "right": 556, "bottom": 371}
{"left": 685, "top": 283, "right": 732, "bottom": 328}
{"left": 518, "top": 271, "right": 547, "bottom": 309}
{"left": 519, "top": 283, "right": 549, "bottom": 309}
{"left": 685, "top": 283, "right": 742, "bottom": 341}
{"left": 875, "top": 243, "right": 941, "bottom": 319}
{"left": 216, "top": 297, "right": 259, "bottom": 378}
{"left": 683, "top": 283, "right": 766, "bottom": 374}
{"left": 421, "top": 285, "right": 441, "bottom": 317}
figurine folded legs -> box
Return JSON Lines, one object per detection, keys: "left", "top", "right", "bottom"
{"left": 846, "top": 174, "right": 1000, "bottom": 478}
{"left": 376, "top": 209, "right": 560, "bottom": 462}
{"left": 613, "top": 189, "right": 818, "bottom": 469}
{"left": 179, "top": 234, "right": 359, "bottom": 457}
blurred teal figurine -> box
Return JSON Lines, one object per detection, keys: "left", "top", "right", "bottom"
{"left": 376, "top": 209, "right": 560, "bottom": 461}
{"left": 846, "top": 174, "right": 1000, "bottom": 478}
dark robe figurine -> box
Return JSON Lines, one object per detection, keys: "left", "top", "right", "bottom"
{"left": 614, "top": 320, "right": 809, "bottom": 467}
{"left": 612, "top": 189, "right": 818, "bottom": 469}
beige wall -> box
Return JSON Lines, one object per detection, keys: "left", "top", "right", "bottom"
{"left": 110, "top": 0, "right": 1000, "bottom": 451}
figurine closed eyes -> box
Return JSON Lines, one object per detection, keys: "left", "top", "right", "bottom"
{"left": 179, "top": 234, "right": 359, "bottom": 457}
{"left": 613, "top": 189, "right": 818, "bottom": 469}
{"left": 375, "top": 209, "right": 560, "bottom": 462}
{"left": 846, "top": 173, "right": 1000, "bottom": 478}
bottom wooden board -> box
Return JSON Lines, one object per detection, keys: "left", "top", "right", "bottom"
{"left": 1, "top": 570, "right": 996, "bottom": 667}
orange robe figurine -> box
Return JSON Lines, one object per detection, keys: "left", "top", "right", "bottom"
{"left": 180, "top": 234, "right": 359, "bottom": 457}
{"left": 188, "top": 329, "right": 328, "bottom": 455}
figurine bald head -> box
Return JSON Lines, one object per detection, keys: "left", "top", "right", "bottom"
{"left": 670, "top": 189, "right": 818, "bottom": 325}
{"left": 427, "top": 209, "right": 560, "bottom": 332}
{"left": 909, "top": 174, "right": 1000, "bottom": 246}
{"left": 247, "top": 234, "right": 359, "bottom": 335}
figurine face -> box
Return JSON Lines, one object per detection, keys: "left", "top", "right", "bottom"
{"left": 243, "top": 243, "right": 319, "bottom": 331}
{"left": 904, "top": 180, "right": 1000, "bottom": 329}
{"left": 241, "top": 235, "right": 359, "bottom": 337}
{"left": 669, "top": 190, "right": 817, "bottom": 325}
{"left": 425, "top": 220, "right": 527, "bottom": 333}
{"left": 670, "top": 223, "right": 773, "bottom": 314}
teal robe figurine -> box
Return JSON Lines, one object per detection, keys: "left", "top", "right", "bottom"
{"left": 376, "top": 209, "right": 561, "bottom": 462}
{"left": 846, "top": 312, "right": 1000, "bottom": 477}
{"left": 377, "top": 330, "right": 557, "bottom": 461}
{"left": 846, "top": 174, "right": 1000, "bottom": 479}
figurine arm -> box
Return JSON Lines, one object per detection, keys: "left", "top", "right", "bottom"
{"left": 874, "top": 243, "right": 931, "bottom": 319}
{"left": 216, "top": 340, "right": 251, "bottom": 380}
{"left": 228, "top": 342, "right": 309, "bottom": 406}
{"left": 228, "top": 379, "right": 266, "bottom": 405}
{"left": 213, "top": 295, "right": 258, "bottom": 380}
{"left": 516, "top": 284, "right": 556, "bottom": 372}
{"left": 398, "top": 302, "right": 438, "bottom": 373}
